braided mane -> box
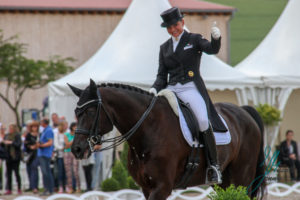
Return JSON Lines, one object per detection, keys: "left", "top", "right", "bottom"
{"left": 97, "top": 83, "right": 153, "bottom": 96}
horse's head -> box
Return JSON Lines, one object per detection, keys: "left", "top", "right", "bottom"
{"left": 68, "top": 79, "right": 113, "bottom": 159}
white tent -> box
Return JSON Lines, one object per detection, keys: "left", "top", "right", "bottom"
{"left": 236, "top": 0, "right": 300, "bottom": 86}
{"left": 235, "top": 0, "right": 300, "bottom": 148}
{"left": 49, "top": 0, "right": 260, "bottom": 122}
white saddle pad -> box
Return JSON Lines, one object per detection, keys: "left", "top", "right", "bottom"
{"left": 158, "top": 89, "right": 231, "bottom": 147}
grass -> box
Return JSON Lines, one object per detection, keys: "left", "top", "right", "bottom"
{"left": 204, "top": 0, "right": 288, "bottom": 66}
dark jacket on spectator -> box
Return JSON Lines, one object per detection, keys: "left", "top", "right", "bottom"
{"left": 24, "top": 133, "right": 38, "bottom": 163}
{"left": 4, "top": 133, "right": 22, "bottom": 161}
{"left": 279, "top": 140, "right": 299, "bottom": 162}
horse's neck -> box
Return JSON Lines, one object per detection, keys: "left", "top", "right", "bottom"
{"left": 104, "top": 89, "right": 150, "bottom": 142}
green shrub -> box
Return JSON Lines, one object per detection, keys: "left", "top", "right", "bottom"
{"left": 101, "top": 143, "right": 140, "bottom": 191}
{"left": 127, "top": 176, "right": 139, "bottom": 190}
{"left": 256, "top": 103, "right": 281, "bottom": 126}
{"left": 208, "top": 184, "right": 256, "bottom": 200}
{"left": 101, "top": 178, "right": 120, "bottom": 191}
{"left": 120, "top": 142, "right": 129, "bottom": 173}
{"left": 112, "top": 161, "right": 128, "bottom": 188}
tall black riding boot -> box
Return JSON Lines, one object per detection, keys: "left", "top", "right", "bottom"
{"left": 202, "top": 124, "right": 222, "bottom": 184}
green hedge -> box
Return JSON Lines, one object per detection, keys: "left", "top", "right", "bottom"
{"left": 127, "top": 176, "right": 140, "bottom": 190}
{"left": 208, "top": 184, "right": 256, "bottom": 200}
{"left": 101, "top": 178, "right": 120, "bottom": 191}
{"left": 101, "top": 142, "right": 140, "bottom": 191}
{"left": 112, "top": 161, "right": 128, "bottom": 188}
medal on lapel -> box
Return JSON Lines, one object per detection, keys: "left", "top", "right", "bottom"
{"left": 188, "top": 70, "right": 194, "bottom": 77}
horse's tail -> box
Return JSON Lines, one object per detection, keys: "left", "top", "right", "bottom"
{"left": 242, "top": 105, "right": 266, "bottom": 200}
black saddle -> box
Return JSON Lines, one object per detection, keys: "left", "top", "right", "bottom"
{"left": 176, "top": 95, "right": 200, "bottom": 142}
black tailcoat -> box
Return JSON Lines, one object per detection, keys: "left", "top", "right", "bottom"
{"left": 279, "top": 140, "right": 299, "bottom": 162}
{"left": 152, "top": 30, "right": 227, "bottom": 132}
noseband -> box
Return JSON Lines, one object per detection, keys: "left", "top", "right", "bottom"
{"left": 75, "top": 88, "right": 157, "bottom": 152}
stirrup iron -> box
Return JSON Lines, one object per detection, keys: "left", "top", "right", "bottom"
{"left": 205, "top": 165, "right": 222, "bottom": 184}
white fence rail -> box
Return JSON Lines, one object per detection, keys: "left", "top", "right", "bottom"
{"left": 12, "top": 182, "right": 300, "bottom": 200}
{"left": 267, "top": 182, "right": 300, "bottom": 197}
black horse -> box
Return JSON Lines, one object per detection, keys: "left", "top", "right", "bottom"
{"left": 69, "top": 79, "right": 265, "bottom": 200}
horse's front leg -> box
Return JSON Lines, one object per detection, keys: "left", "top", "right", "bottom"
{"left": 148, "top": 183, "right": 173, "bottom": 200}
{"left": 140, "top": 168, "right": 173, "bottom": 200}
{"left": 142, "top": 188, "right": 150, "bottom": 199}
{"left": 144, "top": 157, "right": 176, "bottom": 200}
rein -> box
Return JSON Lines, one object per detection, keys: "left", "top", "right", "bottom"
{"left": 75, "top": 88, "right": 157, "bottom": 152}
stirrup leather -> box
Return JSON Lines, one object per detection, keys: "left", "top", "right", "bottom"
{"left": 205, "top": 165, "right": 222, "bottom": 184}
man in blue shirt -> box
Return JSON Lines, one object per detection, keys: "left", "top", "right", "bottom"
{"left": 37, "top": 118, "right": 55, "bottom": 195}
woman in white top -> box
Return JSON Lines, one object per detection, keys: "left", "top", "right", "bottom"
{"left": 54, "top": 121, "right": 67, "bottom": 193}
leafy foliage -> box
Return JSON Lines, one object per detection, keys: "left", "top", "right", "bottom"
{"left": 112, "top": 161, "right": 128, "bottom": 189}
{"left": 0, "top": 30, "right": 74, "bottom": 128}
{"left": 208, "top": 184, "right": 256, "bottom": 200}
{"left": 101, "top": 142, "right": 140, "bottom": 191}
{"left": 101, "top": 178, "right": 120, "bottom": 191}
{"left": 120, "top": 142, "right": 129, "bottom": 170}
{"left": 127, "top": 176, "right": 139, "bottom": 190}
{"left": 255, "top": 104, "right": 281, "bottom": 126}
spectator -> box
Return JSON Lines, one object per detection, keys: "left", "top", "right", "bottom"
{"left": 81, "top": 154, "right": 95, "bottom": 191}
{"left": 279, "top": 130, "right": 300, "bottom": 181}
{"left": 51, "top": 115, "right": 60, "bottom": 190}
{"left": 37, "top": 118, "right": 55, "bottom": 195}
{"left": 54, "top": 121, "right": 67, "bottom": 193}
{"left": 0, "top": 123, "right": 6, "bottom": 189}
{"left": 91, "top": 151, "right": 103, "bottom": 190}
{"left": 24, "top": 121, "right": 40, "bottom": 194}
{"left": 51, "top": 113, "right": 59, "bottom": 129}
{"left": 3, "top": 124, "right": 22, "bottom": 195}
{"left": 0, "top": 123, "right": 7, "bottom": 160}
{"left": 21, "top": 120, "right": 32, "bottom": 143}
{"left": 62, "top": 118, "right": 69, "bottom": 133}
{"left": 0, "top": 123, "right": 5, "bottom": 143}
{"left": 64, "top": 122, "right": 80, "bottom": 193}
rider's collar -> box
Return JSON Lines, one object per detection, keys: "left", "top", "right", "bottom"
{"left": 172, "top": 30, "right": 184, "bottom": 43}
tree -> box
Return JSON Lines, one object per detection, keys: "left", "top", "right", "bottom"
{"left": 0, "top": 30, "right": 74, "bottom": 128}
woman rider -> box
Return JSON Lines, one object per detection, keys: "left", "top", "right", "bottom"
{"left": 149, "top": 7, "right": 227, "bottom": 184}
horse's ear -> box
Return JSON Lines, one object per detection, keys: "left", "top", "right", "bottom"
{"left": 89, "top": 79, "right": 97, "bottom": 93}
{"left": 67, "top": 83, "right": 82, "bottom": 97}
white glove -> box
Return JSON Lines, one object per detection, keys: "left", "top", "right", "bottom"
{"left": 149, "top": 88, "right": 157, "bottom": 96}
{"left": 211, "top": 21, "right": 221, "bottom": 39}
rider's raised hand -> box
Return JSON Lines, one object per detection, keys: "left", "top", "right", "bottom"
{"left": 211, "top": 21, "right": 221, "bottom": 40}
{"left": 149, "top": 88, "right": 157, "bottom": 96}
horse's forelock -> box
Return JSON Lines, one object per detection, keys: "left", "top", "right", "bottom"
{"left": 77, "top": 86, "right": 98, "bottom": 106}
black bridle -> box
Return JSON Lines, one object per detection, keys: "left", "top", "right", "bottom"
{"left": 75, "top": 88, "right": 157, "bottom": 152}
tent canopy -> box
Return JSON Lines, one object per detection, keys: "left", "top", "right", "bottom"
{"left": 235, "top": 0, "right": 300, "bottom": 149}
{"left": 236, "top": 0, "right": 300, "bottom": 88}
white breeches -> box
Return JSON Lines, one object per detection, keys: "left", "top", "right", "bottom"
{"left": 167, "top": 82, "right": 209, "bottom": 131}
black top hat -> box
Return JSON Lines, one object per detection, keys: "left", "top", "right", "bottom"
{"left": 160, "top": 7, "right": 184, "bottom": 28}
